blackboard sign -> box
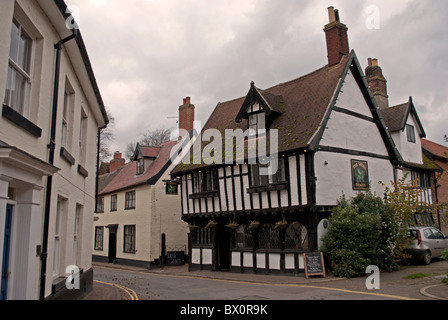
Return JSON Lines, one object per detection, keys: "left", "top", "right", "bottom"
{"left": 303, "top": 252, "right": 326, "bottom": 279}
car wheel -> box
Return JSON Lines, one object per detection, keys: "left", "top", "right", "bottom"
{"left": 423, "top": 250, "right": 431, "bottom": 265}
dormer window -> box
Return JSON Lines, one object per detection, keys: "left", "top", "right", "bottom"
{"left": 248, "top": 112, "right": 266, "bottom": 137}
{"left": 136, "top": 156, "right": 144, "bottom": 175}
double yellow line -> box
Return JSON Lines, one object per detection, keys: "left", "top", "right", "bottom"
{"left": 94, "top": 280, "right": 139, "bottom": 300}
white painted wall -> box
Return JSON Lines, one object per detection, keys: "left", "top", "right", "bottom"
{"left": 315, "top": 152, "right": 394, "bottom": 206}
{"left": 391, "top": 114, "right": 423, "bottom": 164}
{"left": 315, "top": 71, "right": 395, "bottom": 205}
{"left": 0, "top": 0, "right": 105, "bottom": 299}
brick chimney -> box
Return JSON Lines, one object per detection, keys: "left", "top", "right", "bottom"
{"left": 178, "top": 97, "right": 195, "bottom": 137}
{"left": 324, "top": 7, "right": 350, "bottom": 67}
{"left": 110, "top": 151, "right": 125, "bottom": 173}
{"left": 365, "top": 58, "right": 389, "bottom": 109}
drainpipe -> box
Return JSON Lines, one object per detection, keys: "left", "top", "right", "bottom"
{"left": 95, "top": 126, "right": 107, "bottom": 212}
{"left": 40, "top": 31, "right": 77, "bottom": 300}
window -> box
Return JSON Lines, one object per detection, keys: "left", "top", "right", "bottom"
{"left": 258, "top": 223, "right": 281, "bottom": 249}
{"left": 250, "top": 158, "right": 286, "bottom": 187}
{"left": 191, "top": 227, "right": 212, "bottom": 245}
{"left": 411, "top": 171, "right": 430, "bottom": 188}
{"left": 4, "top": 19, "right": 32, "bottom": 117}
{"left": 192, "top": 170, "right": 218, "bottom": 193}
{"left": 110, "top": 194, "right": 117, "bottom": 211}
{"left": 234, "top": 225, "right": 254, "bottom": 249}
{"left": 54, "top": 197, "right": 67, "bottom": 278}
{"left": 124, "top": 225, "right": 136, "bottom": 253}
{"left": 137, "top": 156, "right": 144, "bottom": 175}
{"left": 125, "top": 191, "right": 136, "bottom": 209}
{"left": 78, "top": 108, "right": 88, "bottom": 164}
{"left": 248, "top": 112, "right": 266, "bottom": 137}
{"left": 406, "top": 124, "right": 416, "bottom": 143}
{"left": 61, "top": 79, "right": 74, "bottom": 151}
{"left": 96, "top": 197, "right": 104, "bottom": 213}
{"left": 285, "top": 222, "right": 307, "bottom": 249}
{"left": 94, "top": 227, "right": 104, "bottom": 250}
{"left": 73, "top": 205, "right": 82, "bottom": 266}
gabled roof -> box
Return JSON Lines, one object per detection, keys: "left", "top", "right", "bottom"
{"left": 235, "top": 81, "right": 285, "bottom": 122}
{"left": 172, "top": 50, "right": 402, "bottom": 174}
{"left": 131, "top": 143, "right": 161, "bottom": 161}
{"left": 381, "top": 97, "right": 426, "bottom": 137}
{"left": 99, "top": 140, "right": 179, "bottom": 195}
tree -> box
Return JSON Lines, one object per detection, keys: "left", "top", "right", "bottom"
{"left": 380, "top": 174, "right": 435, "bottom": 262}
{"left": 125, "top": 127, "right": 173, "bottom": 160}
{"left": 99, "top": 109, "right": 115, "bottom": 163}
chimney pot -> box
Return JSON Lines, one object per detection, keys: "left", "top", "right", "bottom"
{"left": 365, "top": 58, "right": 389, "bottom": 109}
{"left": 179, "top": 97, "right": 195, "bottom": 138}
{"left": 324, "top": 7, "right": 349, "bottom": 66}
{"left": 328, "top": 7, "right": 336, "bottom": 23}
{"left": 110, "top": 151, "right": 125, "bottom": 172}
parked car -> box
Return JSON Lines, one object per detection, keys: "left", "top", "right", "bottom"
{"left": 405, "top": 227, "right": 448, "bottom": 265}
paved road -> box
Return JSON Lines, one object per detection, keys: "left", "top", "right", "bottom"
{"left": 88, "top": 259, "right": 447, "bottom": 301}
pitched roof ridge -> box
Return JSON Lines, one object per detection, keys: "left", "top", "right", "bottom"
{"left": 265, "top": 64, "right": 329, "bottom": 92}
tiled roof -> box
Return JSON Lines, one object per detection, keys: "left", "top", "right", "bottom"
{"left": 172, "top": 55, "right": 349, "bottom": 173}
{"left": 99, "top": 140, "right": 179, "bottom": 195}
{"left": 380, "top": 102, "right": 408, "bottom": 132}
{"left": 422, "top": 139, "right": 448, "bottom": 160}
{"left": 141, "top": 146, "right": 161, "bottom": 158}
{"left": 380, "top": 98, "right": 426, "bottom": 138}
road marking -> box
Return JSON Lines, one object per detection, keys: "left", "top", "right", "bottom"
{"left": 420, "top": 284, "right": 446, "bottom": 300}
{"left": 94, "top": 279, "right": 139, "bottom": 300}
{"left": 94, "top": 265, "right": 419, "bottom": 301}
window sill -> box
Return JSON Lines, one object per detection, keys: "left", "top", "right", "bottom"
{"left": 60, "top": 147, "right": 75, "bottom": 166}
{"left": 2, "top": 104, "right": 42, "bottom": 138}
{"left": 78, "top": 164, "right": 89, "bottom": 177}
{"left": 189, "top": 190, "right": 219, "bottom": 199}
{"left": 247, "top": 182, "right": 288, "bottom": 193}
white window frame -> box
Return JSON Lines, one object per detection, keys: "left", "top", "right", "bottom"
{"left": 248, "top": 112, "right": 266, "bottom": 137}
{"left": 4, "top": 18, "right": 33, "bottom": 118}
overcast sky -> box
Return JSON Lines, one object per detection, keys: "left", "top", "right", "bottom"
{"left": 65, "top": 0, "right": 448, "bottom": 157}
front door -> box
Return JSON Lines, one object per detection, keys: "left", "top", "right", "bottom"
{"left": 108, "top": 225, "right": 117, "bottom": 263}
{"left": 217, "top": 226, "right": 230, "bottom": 271}
{"left": 1, "top": 205, "right": 13, "bottom": 300}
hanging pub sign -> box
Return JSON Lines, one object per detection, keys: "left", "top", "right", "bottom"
{"left": 351, "top": 159, "right": 369, "bottom": 190}
{"left": 166, "top": 182, "right": 179, "bottom": 195}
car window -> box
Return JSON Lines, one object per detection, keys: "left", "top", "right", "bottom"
{"left": 430, "top": 229, "right": 444, "bottom": 240}
{"left": 423, "top": 229, "right": 434, "bottom": 239}
{"left": 406, "top": 230, "right": 419, "bottom": 239}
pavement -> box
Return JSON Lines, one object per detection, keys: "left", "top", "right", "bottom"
{"left": 82, "top": 260, "right": 448, "bottom": 301}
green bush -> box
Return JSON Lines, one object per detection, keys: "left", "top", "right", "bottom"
{"left": 322, "top": 192, "right": 399, "bottom": 278}
{"left": 443, "top": 248, "right": 448, "bottom": 284}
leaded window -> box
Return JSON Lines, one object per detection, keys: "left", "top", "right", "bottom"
{"left": 234, "top": 225, "right": 254, "bottom": 249}
{"left": 258, "top": 223, "right": 281, "bottom": 249}
{"left": 285, "top": 222, "right": 307, "bottom": 249}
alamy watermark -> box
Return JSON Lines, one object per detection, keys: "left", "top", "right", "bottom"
{"left": 65, "top": 265, "right": 80, "bottom": 290}
{"left": 365, "top": 265, "right": 380, "bottom": 290}
{"left": 169, "top": 121, "right": 279, "bottom": 176}
{"left": 365, "top": 5, "right": 380, "bottom": 30}
{"left": 66, "top": 5, "right": 81, "bottom": 30}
